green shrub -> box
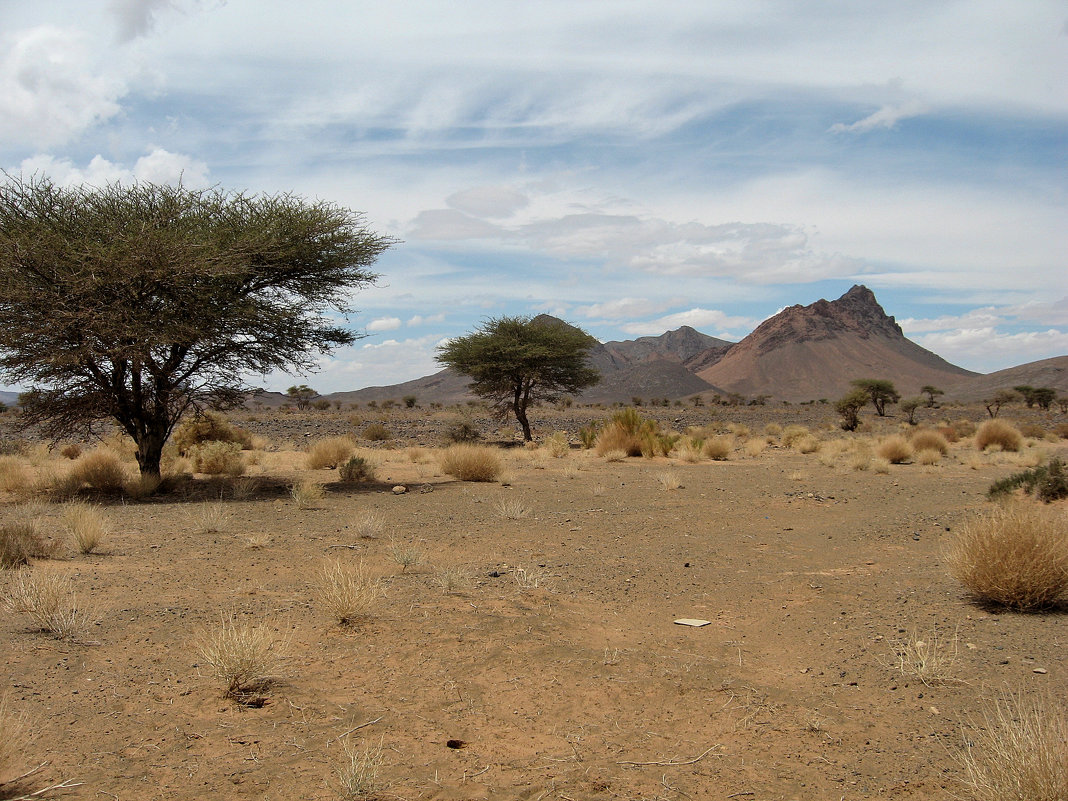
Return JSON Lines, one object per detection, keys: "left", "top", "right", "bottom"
{"left": 339, "top": 456, "right": 376, "bottom": 483}
{"left": 578, "top": 423, "right": 600, "bottom": 449}
{"left": 988, "top": 458, "right": 1068, "bottom": 503}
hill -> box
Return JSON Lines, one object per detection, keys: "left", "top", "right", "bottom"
{"left": 695, "top": 285, "right": 977, "bottom": 402}
{"left": 943, "top": 355, "right": 1068, "bottom": 401}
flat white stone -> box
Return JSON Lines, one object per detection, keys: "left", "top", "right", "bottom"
{"left": 673, "top": 618, "right": 711, "bottom": 627}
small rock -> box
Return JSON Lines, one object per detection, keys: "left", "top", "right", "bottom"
{"left": 392, "top": 485, "right": 407, "bottom": 494}
{"left": 1033, "top": 668, "right": 1048, "bottom": 674}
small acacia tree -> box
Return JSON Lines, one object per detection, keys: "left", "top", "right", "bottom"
{"left": 436, "top": 315, "right": 600, "bottom": 441}
{"left": 920, "top": 385, "right": 943, "bottom": 407}
{"left": 851, "top": 378, "right": 900, "bottom": 417}
{"left": 835, "top": 387, "right": 869, "bottom": 431}
{"left": 286, "top": 384, "right": 318, "bottom": 411}
{"left": 0, "top": 175, "right": 393, "bottom": 479}
{"left": 984, "top": 389, "right": 1016, "bottom": 418}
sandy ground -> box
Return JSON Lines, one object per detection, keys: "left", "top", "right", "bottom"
{"left": 1, "top": 405, "right": 1066, "bottom": 800}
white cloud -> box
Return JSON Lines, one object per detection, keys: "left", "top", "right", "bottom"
{"left": 446, "top": 185, "right": 529, "bottom": 218}
{"left": 573, "top": 298, "right": 673, "bottom": 320}
{"left": 12, "top": 149, "right": 209, "bottom": 188}
{"left": 366, "top": 316, "right": 402, "bottom": 332}
{"left": 0, "top": 26, "right": 127, "bottom": 147}
{"left": 109, "top": 0, "right": 174, "bottom": 42}
{"left": 829, "top": 102, "right": 928, "bottom": 134}
{"left": 407, "top": 313, "right": 446, "bottom": 327}
{"left": 911, "top": 328, "right": 1068, "bottom": 373}
{"left": 620, "top": 308, "right": 756, "bottom": 337}
{"left": 408, "top": 209, "right": 502, "bottom": 240}
{"left": 899, "top": 308, "right": 1004, "bottom": 334}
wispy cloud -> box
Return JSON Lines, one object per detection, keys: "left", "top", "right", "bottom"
{"left": 829, "top": 102, "right": 928, "bottom": 134}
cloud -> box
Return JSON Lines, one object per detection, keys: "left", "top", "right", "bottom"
{"left": 0, "top": 26, "right": 127, "bottom": 147}
{"left": 829, "top": 101, "right": 928, "bottom": 134}
{"left": 12, "top": 149, "right": 210, "bottom": 187}
{"left": 407, "top": 313, "right": 446, "bottom": 327}
{"left": 620, "top": 308, "right": 756, "bottom": 337}
{"left": 408, "top": 209, "right": 503, "bottom": 240}
{"left": 366, "top": 317, "right": 402, "bottom": 332}
{"left": 911, "top": 328, "right": 1068, "bottom": 373}
{"left": 573, "top": 298, "right": 673, "bottom": 320}
{"left": 109, "top": 0, "right": 173, "bottom": 41}
{"left": 446, "top": 185, "right": 529, "bottom": 218}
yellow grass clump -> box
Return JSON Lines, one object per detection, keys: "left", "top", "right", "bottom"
{"left": 781, "top": 425, "right": 811, "bottom": 448}
{"left": 195, "top": 612, "right": 288, "bottom": 700}
{"left": 290, "top": 480, "right": 326, "bottom": 509}
{"left": 975, "top": 420, "right": 1023, "bottom": 452}
{"left": 0, "top": 520, "right": 61, "bottom": 568}
{"left": 62, "top": 501, "right": 109, "bottom": 554}
{"left": 190, "top": 441, "right": 246, "bottom": 476}
{"left": 945, "top": 504, "right": 1068, "bottom": 610}
{"left": 70, "top": 449, "right": 127, "bottom": 492}
{"left": 440, "top": 445, "right": 502, "bottom": 482}
{"left": 910, "top": 428, "right": 949, "bottom": 455}
{"left": 305, "top": 436, "right": 356, "bottom": 469}
{"left": 876, "top": 435, "right": 913, "bottom": 464}
{"left": 316, "top": 559, "right": 382, "bottom": 625}
{"left": 702, "top": 436, "right": 732, "bottom": 461}
{"left": 0, "top": 456, "right": 32, "bottom": 494}
{"left": 2, "top": 570, "right": 96, "bottom": 640}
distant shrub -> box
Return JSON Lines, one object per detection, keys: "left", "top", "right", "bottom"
{"left": 702, "top": 436, "right": 732, "bottom": 461}
{"left": 595, "top": 408, "right": 656, "bottom": 458}
{"left": 444, "top": 420, "right": 481, "bottom": 444}
{"left": 59, "top": 443, "right": 82, "bottom": 460}
{"left": 1018, "top": 422, "right": 1046, "bottom": 439}
{"left": 910, "top": 428, "right": 949, "bottom": 455}
{"left": 361, "top": 423, "right": 391, "bottom": 442}
{"left": 190, "top": 441, "right": 246, "bottom": 476}
{"left": 793, "top": 434, "right": 821, "bottom": 454}
{"left": 781, "top": 425, "right": 811, "bottom": 448}
{"left": 987, "top": 458, "right": 1068, "bottom": 503}
{"left": 975, "top": 420, "right": 1023, "bottom": 452}
{"left": 338, "top": 455, "right": 376, "bottom": 483}
{"left": 953, "top": 418, "right": 977, "bottom": 438}
{"left": 305, "top": 436, "right": 355, "bottom": 469}
{"left": 172, "top": 411, "right": 252, "bottom": 455}
{"left": 937, "top": 425, "right": 960, "bottom": 443}
{"left": 70, "top": 449, "right": 127, "bottom": 492}
{"left": 763, "top": 423, "right": 783, "bottom": 438}
{"left": 877, "top": 435, "right": 913, "bottom": 464}
{"left": 440, "top": 445, "right": 502, "bottom": 482}
{"left": 946, "top": 503, "right": 1068, "bottom": 610}
{"left": 1055, "top": 422, "right": 1068, "bottom": 439}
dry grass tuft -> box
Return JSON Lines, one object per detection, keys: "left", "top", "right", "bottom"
{"left": 793, "top": 434, "right": 821, "bottom": 454}
{"left": 306, "top": 436, "right": 356, "bottom": 470}
{"left": 70, "top": 449, "right": 127, "bottom": 492}
{"left": 513, "top": 565, "right": 552, "bottom": 589}
{"left": 191, "top": 501, "right": 231, "bottom": 533}
{"left": 335, "top": 738, "right": 385, "bottom": 799}
{"left": 189, "top": 441, "right": 246, "bottom": 477}
{"left": 601, "top": 449, "right": 628, "bottom": 463}
{"left": 62, "top": 501, "right": 109, "bottom": 554}
{"left": 872, "top": 457, "right": 891, "bottom": 474}
{"left": 436, "top": 561, "right": 474, "bottom": 595}
{"left": 388, "top": 537, "right": 424, "bottom": 573}
{"left": 702, "top": 436, "right": 732, "bottom": 461}
{"left": 911, "top": 428, "right": 949, "bottom": 454}
{"left": 0, "top": 455, "right": 32, "bottom": 494}
{"left": 0, "top": 691, "right": 28, "bottom": 784}
{"left": 916, "top": 448, "right": 943, "bottom": 465}
{"left": 975, "top": 420, "right": 1023, "bottom": 453}
{"left": 2, "top": 570, "right": 96, "bottom": 640}
{"left": 0, "top": 520, "right": 59, "bottom": 568}
{"left": 745, "top": 438, "right": 767, "bottom": 457}
{"left": 291, "top": 480, "right": 326, "bottom": 509}
{"left": 195, "top": 611, "right": 287, "bottom": 699}
{"left": 656, "top": 471, "right": 683, "bottom": 490}
{"left": 440, "top": 445, "right": 502, "bottom": 482}
{"left": 890, "top": 627, "right": 961, "bottom": 686}
{"left": 496, "top": 498, "right": 531, "bottom": 519}
{"left": 355, "top": 513, "right": 385, "bottom": 539}
{"left": 781, "top": 425, "right": 811, "bottom": 448}
{"left": 877, "top": 435, "right": 913, "bottom": 464}
{"left": 955, "top": 690, "right": 1068, "bottom": 801}
{"left": 945, "top": 503, "right": 1068, "bottom": 610}
{"left": 543, "top": 431, "right": 570, "bottom": 458}
{"left": 316, "top": 560, "right": 382, "bottom": 625}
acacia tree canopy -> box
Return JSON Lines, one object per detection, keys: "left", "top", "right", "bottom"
{"left": 851, "top": 378, "right": 900, "bottom": 417}
{"left": 0, "top": 175, "right": 394, "bottom": 478}
{"left": 436, "top": 315, "right": 600, "bottom": 441}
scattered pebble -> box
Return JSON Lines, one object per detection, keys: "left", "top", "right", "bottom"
{"left": 392, "top": 485, "right": 407, "bottom": 494}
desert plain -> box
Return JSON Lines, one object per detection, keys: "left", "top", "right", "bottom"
{"left": 1, "top": 401, "right": 1065, "bottom": 800}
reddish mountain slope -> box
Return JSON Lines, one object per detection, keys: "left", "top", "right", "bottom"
{"left": 697, "top": 285, "right": 977, "bottom": 402}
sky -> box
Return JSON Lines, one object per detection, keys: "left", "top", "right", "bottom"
{"left": 2, "top": 0, "right": 1066, "bottom": 394}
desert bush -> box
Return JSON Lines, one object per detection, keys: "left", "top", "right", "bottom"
{"left": 436, "top": 561, "right": 473, "bottom": 595}
{"left": 62, "top": 501, "right": 108, "bottom": 554}
{"left": 594, "top": 423, "right": 643, "bottom": 457}
{"left": 0, "top": 520, "right": 60, "bottom": 568}
{"left": 601, "top": 449, "right": 627, "bottom": 462}
{"left": 910, "top": 428, "right": 949, "bottom": 455}
{"left": 361, "top": 423, "right": 391, "bottom": 442}
{"left": 938, "top": 425, "right": 960, "bottom": 443}
{"left": 496, "top": 498, "right": 531, "bottom": 519}
{"left": 946, "top": 503, "right": 1068, "bottom": 610}
{"left": 1055, "top": 422, "right": 1068, "bottom": 439}
{"left": 440, "top": 445, "right": 502, "bottom": 482}
{"left": 955, "top": 690, "right": 1068, "bottom": 801}
{"left": 290, "top": 480, "right": 325, "bottom": 509}
{"left": 125, "top": 473, "right": 162, "bottom": 500}
{"left": 781, "top": 425, "right": 811, "bottom": 448}
{"left": 172, "top": 411, "right": 252, "bottom": 455}
{"left": 2, "top": 570, "right": 95, "bottom": 640}
{"left": 578, "top": 423, "right": 600, "bottom": 449}
{"left": 316, "top": 560, "right": 381, "bottom": 625}
{"left": 388, "top": 537, "right": 424, "bottom": 572}
{"left": 543, "top": 431, "right": 570, "bottom": 458}
{"left": 954, "top": 418, "right": 977, "bottom": 438}
{"left": 876, "top": 435, "right": 913, "bottom": 464}
{"left": 987, "top": 458, "right": 1068, "bottom": 503}
{"left": 727, "top": 422, "right": 751, "bottom": 440}
{"left": 595, "top": 408, "right": 658, "bottom": 458}
{"left": 70, "top": 449, "right": 127, "bottom": 492}
{"left": 916, "top": 448, "right": 942, "bottom": 465}
{"left": 189, "top": 441, "right": 246, "bottom": 476}
{"left": 673, "top": 437, "right": 704, "bottom": 463}
{"left": 195, "top": 612, "right": 287, "bottom": 699}
{"left": 59, "top": 443, "right": 82, "bottom": 460}
{"left": 444, "top": 419, "right": 482, "bottom": 444}
{"left": 702, "top": 436, "right": 732, "bottom": 460}
{"left": 890, "top": 627, "right": 960, "bottom": 687}
{"left": 306, "top": 436, "right": 355, "bottom": 469}
{"left": 975, "top": 420, "right": 1023, "bottom": 452}
{"left": 793, "top": 434, "right": 821, "bottom": 454}
{"left": 872, "top": 457, "right": 891, "bottom": 474}
{"left": 656, "top": 471, "right": 683, "bottom": 490}
{"left": 745, "top": 438, "right": 767, "bottom": 457}
{"left": 763, "top": 423, "right": 783, "bottom": 439}
{"left": 339, "top": 455, "right": 376, "bottom": 483}
{"left": 355, "top": 513, "right": 384, "bottom": 539}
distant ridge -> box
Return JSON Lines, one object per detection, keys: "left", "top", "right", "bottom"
{"left": 944, "top": 355, "right": 1068, "bottom": 401}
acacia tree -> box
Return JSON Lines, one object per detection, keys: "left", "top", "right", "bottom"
{"left": 920, "top": 385, "right": 944, "bottom": 407}
{"left": 0, "top": 175, "right": 393, "bottom": 479}
{"left": 286, "top": 384, "right": 318, "bottom": 410}
{"left": 436, "top": 315, "right": 600, "bottom": 441}
{"left": 835, "top": 387, "right": 869, "bottom": 431}
{"left": 851, "top": 378, "right": 900, "bottom": 417}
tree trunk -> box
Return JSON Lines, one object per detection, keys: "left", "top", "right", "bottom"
{"left": 134, "top": 430, "right": 166, "bottom": 480}
{"left": 514, "top": 384, "right": 532, "bottom": 441}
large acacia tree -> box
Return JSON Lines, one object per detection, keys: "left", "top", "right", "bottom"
{"left": 437, "top": 315, "right": 600, "bottom": 441}
{"left": 0, "top": 175, "right": 393, "bottom": 478}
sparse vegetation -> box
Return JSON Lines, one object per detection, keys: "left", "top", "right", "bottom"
{"left": 890, "top": 627, "right": 960, "bottom": 687}
{"left": 946, "top": 503, "right": 1068, "bottom": 610}
{"left": 291, "top": 480, "right": 326, "bottom": 509}
{"left": 173, "top": 411, "right": 253, "bottom": 456}
{"left": 987, "top": 458, "right": 1068, "bottom": 503}
{"left": 361, "top": 423, "right": 391, "bottom": 442}
{"left": 316, "top": 560, "right": 381, "bottom": 625}
{"left": 703, "top": 436, "right": 732, "bottom": 460}
{"left": 339, "top": 455, "right": 376, "bottom": 483}
{"left": 334, "top": 738, "right": 384, "bottom": 799}
{"left": 910, "top": 428, "right": 949, "bottom": 455}
{"left": 62, "top": 501, "right": 109, "bottom": 554}
{"left": 195, "top": 611, "right": 288, "bottom": 700}
{"left": 496, "top": 498, "right": 531, "bottom": 519}
{"left": 306, "top": 436, "right": 356, "bottom": 469}
{"left": 2, "top": 570, "right": 96, "bottom": 640}
{"left": 189, "top": 441, "right": 246, "bottom": 476}
{"left": 388, "top": 537, "right": 424, "bottom": 573}
{"left": 0, "top": 691, "right": 28, "bottom": 785}
{"left": 70, "top": 448, "right": 127, "bottom": 492}
{"left": 876, "top": 435, "right": 913, "bottom": 464}
{"left": 0, "top": 521, "right": 58, "bottom": 568}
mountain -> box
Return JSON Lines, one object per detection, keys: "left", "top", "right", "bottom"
{"left": 696, "top": 285, "right": 978, "bottom": 402}
{"left": 0, "top": 391, "right": 19, "bottom": 407}
{"left": 943, "top": 355, "right": 1068, "bottom": 401}
{"left": 601, "top": 326, "right": 734, "bottom": 369}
